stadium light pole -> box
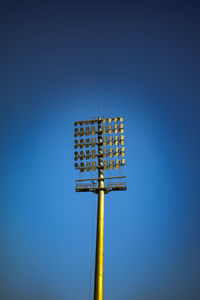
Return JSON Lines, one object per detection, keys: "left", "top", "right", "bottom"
{"left": 74, "top": 116, "right": 126, "bottom": 300}
{"left": 94, "top": 117, "right": 104, "bottom": 300}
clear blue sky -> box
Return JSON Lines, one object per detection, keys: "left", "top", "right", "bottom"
{"left": 1, "top": 1, "right": 200, "bottom": 299}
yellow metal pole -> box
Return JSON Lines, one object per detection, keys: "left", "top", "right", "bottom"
{"left": 94, "top": 118, "right": 104, "bottom": 300}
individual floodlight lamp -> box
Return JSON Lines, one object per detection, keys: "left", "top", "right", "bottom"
{"left": 91, "top": 149, "right": 96, "bottom": 158}
{"left": 86, "top": 150, "right": 90, "bottom": 159}
{"left": 74, "top": 128, "right": 79, "bottom": 137}
{"left": 121, "top": 158, "right": 126, "bottom": 165}
{"left": 108, "top": 124, "right": 112, "bottom": 134}
{"left": 74, "top": 116, "right": 126, "bottom": 300}
{"left": 91, "top": 126, "right": 96, "bottom": 135}
{"left": 115, "top": 159, "right": 120, "bottom": 169}
{"left": 114, "top": 135, "right": 119, "bottom": 145}
{"left": 115, "top": 147, "right": 119, "bottom": 157}
{"left": 109, "top": 136, "right": 113, "bottom": 146}
{"left": 85, "top": 138, "right": 90, "bottom": 147}
{"left": 85, "top": 127, "right": 90, "bottom": 136}
{"left": 109, "top": 148, "right": 113, "bottom": 157}
{"left": 119, "top": 123, "right": 124, "bottom": 133}
{"left": 103, "top": 136, "right": 107, "bottom": 146}
{"left": 80, "top": 162, "right": 84, "bottom": 172}
{"left": 92, "top": 161, "right": 97, "bottom": 171}
{"left": 91, "top": 137, "right": 96, "bottom": 147}
{"left": 103, "top": 159, "right": 108, "bottom": 168}
{"left": 103, "top": 148, "right": 107, "bottom": 158}
{"left": 114, "top": 124, "right": 118, "bottom": 133}
{"left": 102, "top": 125, "right": 107, "bottom": 134}
{"left": 80, "top": 127, "right": 84, "bottom": 136}
{"left": 74, "top": 139, "right": 78, "bottom": 149}
{"left": 74, "top": 151, "right": 78, "bottom": 161}
{"left": 121, "top": 147, "right": 125, "bottom": 156}
{"left": 109, "top": 159, "right": 114, "bottom": 169}
{"left": 120, "top": 135, "right": 125, "bottom": 145}
{"left": 86, "top": 161, "right": 91, "bottom": 171}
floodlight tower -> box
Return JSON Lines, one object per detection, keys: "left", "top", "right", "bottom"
{"left": 74, "top": 116, "right": 126, "bottom": 300}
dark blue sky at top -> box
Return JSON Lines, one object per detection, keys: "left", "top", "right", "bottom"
{"left": 1, "top": 1, "right": 200, "bottom": 299}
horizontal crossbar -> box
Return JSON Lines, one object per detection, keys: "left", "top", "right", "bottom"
{"left": 74, "top": 117, "right": 124, "bottom": 126}
{"left": 74, "top": 119, "right": 101, "bottom": 126}
{"left": 75, "top": 176, "right": 126, "bottom": 182}
{"left": 75, "top": 185, "right": 127, "bottom": 194}
{"left": 75, "top": 181, "right": 127, "bottom": 194}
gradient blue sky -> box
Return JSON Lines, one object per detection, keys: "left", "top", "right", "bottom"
{"left": 1, "top": 1, "right": 200, "bottom": 299}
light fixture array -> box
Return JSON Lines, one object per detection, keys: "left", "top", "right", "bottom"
{"left": 74, "top": 117, "right": 125, "bottom": 172}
